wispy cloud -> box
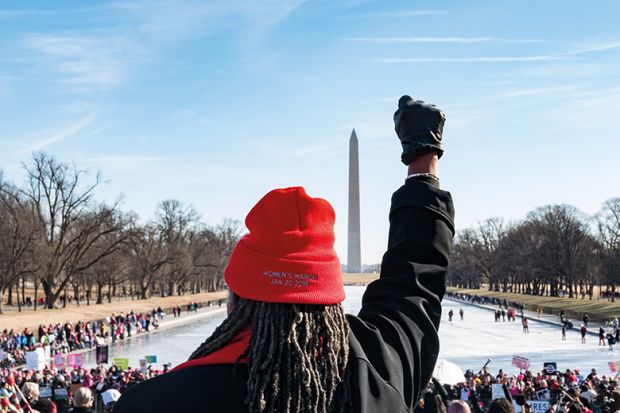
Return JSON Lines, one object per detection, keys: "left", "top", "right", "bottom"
{"left": 108, "top": 0, "right": 307, "bottom": 38}
{"left": 19, "top": 113, "right": 97, "bottom": 153}
{"left": 371, "top": 40, "right": 620, "bottom": 64}
{"left": 0, "top": 9, "right": 61, "bottom": 19}
{"left": 80, "top": 156, "right": 182, "bottom": 164}
{"left": 494, "top": 85, "right": 584, "bottom": 98}
{"left": 373, "top": 56, "right": 561, "bottom": 63}
{"left": 347, "top": 37, "right": 544, "bottom": 44}
{"left": 350, "top": 10, "right": 446, "bottom": 18}
{"left": 560, "top": 42, "right": 620, "bottom": 56}
{"left": 25, "top": 34, "right": 139, "bottom": 90}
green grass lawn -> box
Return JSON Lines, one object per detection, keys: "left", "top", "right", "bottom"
{"left": 446, "top": 287, "right": 620, "bottom": 322}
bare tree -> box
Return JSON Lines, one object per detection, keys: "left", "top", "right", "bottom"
{"left": 19, "top": 152, "right": 126, "bottom": 308}
{"left": 0, "top": 176, "right": 40, "bottom": 313}
{"left": 129, "top": 224, "right": 170, "bottom": 299}
{"left": 597, "top": 198, "right": 620, "bottom": 301}
{"left": 155, "top": 199, "right": 199, "bottom": 296}
{"left": 453, "top": 217, "right": 508, "bottom": 291}
{"left": 527, "top": 204, "right": 595, "bottom": 298}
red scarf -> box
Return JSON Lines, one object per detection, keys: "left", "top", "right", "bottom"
{"left": 172, "top": 327, "right": 252, "bottom": 372}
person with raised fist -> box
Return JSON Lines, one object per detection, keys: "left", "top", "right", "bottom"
{"left": 114, "top": 96, "right": 454, "bottom": 413}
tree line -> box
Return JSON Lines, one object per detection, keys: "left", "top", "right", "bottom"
{"left": 449, "top": 198, "right": 620, "bottom": 301}
{"left": 0, "top": 152, "right": 240, "bottom": 312}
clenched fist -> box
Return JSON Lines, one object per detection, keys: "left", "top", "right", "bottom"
{"left": 394, "top": 95, "right": 446, "bottom": 165}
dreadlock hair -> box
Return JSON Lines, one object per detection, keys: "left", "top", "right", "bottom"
{"left": 189, "top": 297, "right": 350, "bottom": 413}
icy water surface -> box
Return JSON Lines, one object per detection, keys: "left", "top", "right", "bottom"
{"left": 82, "top": 286, "right": 617, "bottom": 374}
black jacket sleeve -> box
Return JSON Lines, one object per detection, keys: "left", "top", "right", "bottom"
{"left": 347, "top": 177, "right": 455, "bottom": 412}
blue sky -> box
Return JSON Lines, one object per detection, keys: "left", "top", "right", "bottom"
{"left": 1, "top": 0, "right": 620, "bottom": 265}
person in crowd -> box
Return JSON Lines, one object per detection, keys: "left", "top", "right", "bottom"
{"left": 21, "top": 381, "right": 40, "bottom": 411}
{"left": 36, "top": 399, "right": 58, "bottom": 413}
{"left": 114, "top": 95, "right": 454, "bottom": 413}
{"left": 488, "top": 398, "right": 515, "bottom": 413}
{"left": 599, "top": 327, "right": 606, "bottom": 346}
{"left": 460, "top": 309, "right": 464, "bottom": 321}
{"left": 449, "top": 309, "right": 454, "bottom": 322}
{"left": 448, "top": 400, "right": 471, "bottom": 413}
{"left": 522, "top": 317, "right": 529, "bottom": 334}
{"left": 70, "top": 387, "right": 94, "bottom": 413}
{"left": 581, "top": 325, "right": 588, "bottom": 343}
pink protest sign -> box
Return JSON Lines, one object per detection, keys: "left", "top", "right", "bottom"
{"left": 512, "top": 355, "right": 530, "bottom": 370}
{"left": 73, "top": 354, "right": 83, "bottom": 367}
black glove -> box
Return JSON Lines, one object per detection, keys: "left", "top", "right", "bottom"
{"left": 393, "top": 95, "right": 446, "bottom": 165}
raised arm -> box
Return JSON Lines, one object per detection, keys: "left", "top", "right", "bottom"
{"left": 347, "top": 95, "right": 454, "bottom": 412}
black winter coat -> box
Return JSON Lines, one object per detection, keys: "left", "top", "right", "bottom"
{"left": 114, "top": 177, "right": 455, "bottom": 412}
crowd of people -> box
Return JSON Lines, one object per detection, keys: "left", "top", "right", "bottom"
{"left": 2, "top": 362, "right": 619, "bottom": 413}
{"left": 0, "top": 363, "right": 165, "bottom": 412}
{"left": 420, "top": 367, "right": 620, "bottom": 413}
{"left": 0, "top": 302, "right": 204, "bottom": 369}
{"left": 446, "top": 293, "right": 620, "bottom": 344}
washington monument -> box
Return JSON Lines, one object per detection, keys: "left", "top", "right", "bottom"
{"left": 347, "top": 129, "right": 361, "bottom": 273}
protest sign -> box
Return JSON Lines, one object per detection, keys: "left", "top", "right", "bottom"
{"left": 609, "top": 361, "right": 618, "bottom": 373}
{"left": 139, "top": 359, "right": 147, "bottom": 373}
{"left": 39, "top": 386, "right": 52, "bottom": 399}
{"left": 114, "top": 358, "right": 130, "bottom": 370}
{"left": 54, "top": 387, "right": 68, "bottom": 400}
{"left": 26, "top": 348, "right": 46, "bottom": 370}
{"left": 460, "top": 389, "right": 469, "bottom": 401}
{"left": 543, "top": 362, "right": 557, "bottom": 374}
{"left": 66, "top": 354, "right": 75, "bottom": 367}
{"left": 145, "top": 355, "right": 157, "bottom": 364}
{"left": 73, "top": 353, "right": 83, "bottom": 367}
{"left": 43, "top": 345, "right": 51, "bottom": 360}
{"left": 97, "top": 345, "right": 109, "bottom": 364}
{"left": 512, "top": 355, "right": 530, "bottom": 370}
{"left": 54, "top": 354, "right": 65, "bottom": 368}
{"left": 492, "top": 384, "right": 504, "bottom": 400}
{"left": 527, "top": 401, "right": 550, "bottom": 413}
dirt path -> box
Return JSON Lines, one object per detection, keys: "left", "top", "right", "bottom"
{"left": 0, "top": 291, "right": 227, "bottom": 331}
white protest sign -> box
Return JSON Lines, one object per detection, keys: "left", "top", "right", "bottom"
{"left": 492, "top": 383, "right": 504, "bottom": 400}
{"left": 26, "top": 348, "right": 46, "bottom": 370}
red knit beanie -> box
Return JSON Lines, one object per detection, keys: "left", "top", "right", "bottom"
{"left": 225, "top": 187, "right": 345, "bottom": 304}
